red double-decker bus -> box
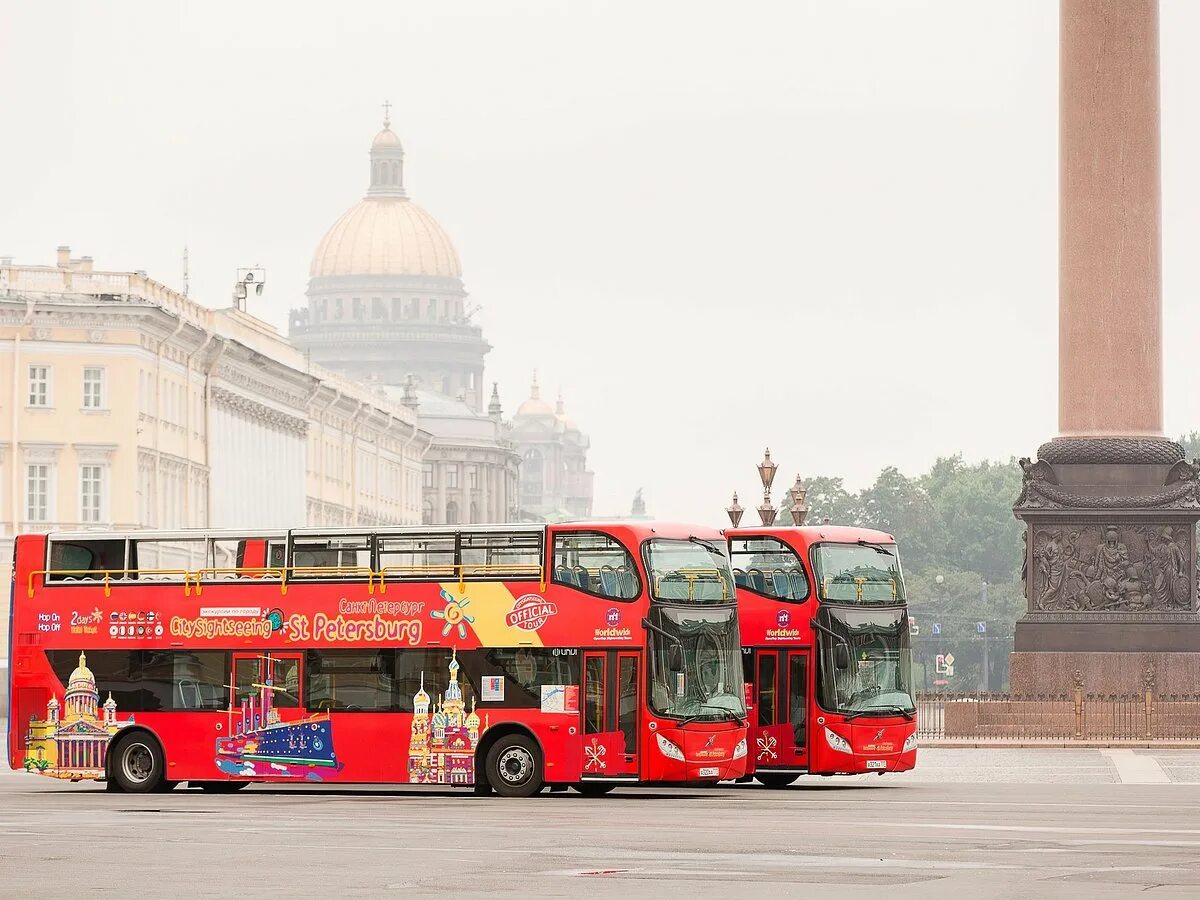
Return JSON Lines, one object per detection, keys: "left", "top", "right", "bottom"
{"left": 727, "top": 525, "right": 916, "bottom": 786}
{"left": 7, "top": 521, "right": 747, "bottom": 796}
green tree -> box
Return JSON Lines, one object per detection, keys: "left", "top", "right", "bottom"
{"left": 777, "top": 475, "right": 861, "bottom": 526}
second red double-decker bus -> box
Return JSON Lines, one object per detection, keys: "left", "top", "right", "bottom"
{"left": 727, "top": 525, "right": 916, "bottom": 786}
{"left": 7, "top": 521, "right": 747, "bottom": 797}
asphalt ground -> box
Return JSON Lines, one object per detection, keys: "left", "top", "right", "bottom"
{"left": 2, "top": 745, "right": 1200, "bottom": 897}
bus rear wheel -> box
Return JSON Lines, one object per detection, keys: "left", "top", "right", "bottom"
{"left": 755, "top": 772, "right": 799, "bottom": 789}
{"left": 193, "top": 781, "right": 250, "bottom": 792}
{"left": 485, "top": 734, "right": 543, "bottom": 798}
{"left": 110, "top": 733, "right": 166, "bottom": 793}
{"left": 572, "top": 782, "right": 616, "bottom": 797}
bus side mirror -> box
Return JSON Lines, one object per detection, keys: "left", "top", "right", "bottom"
{"left": 668, "top": 644, "right": 684, "bottom": 673}
{"left": 834, "top": 644, "right": 850, "bottom": 671}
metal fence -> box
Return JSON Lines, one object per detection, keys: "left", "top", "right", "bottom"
{"left": 916, "top": 690, "right": 1200, "bottom": 742}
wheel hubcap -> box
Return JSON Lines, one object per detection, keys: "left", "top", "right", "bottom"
{"left": 497, "top": 747, "right": 533, "bottom": 785}
{"left": 122, "top": 743, "right": 153, "bottom": 784}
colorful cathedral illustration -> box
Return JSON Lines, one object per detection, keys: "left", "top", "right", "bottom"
{"left": 24, "top": 651, "right": 133, "bottom": 779}
{"left": 408, "top": 649, "right": 483, "bottom": 785}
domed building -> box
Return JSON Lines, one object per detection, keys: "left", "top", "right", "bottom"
{"left": 291, "top": 114, "right": 519, "bottom": 524}
{"left": 510, "top": 372, "right": 594, "bottom": 521}
{"left": 291, "top": 113, "right": 595, "bottom": 525}
{"left": 293, "top": 115, "right": 485, "bottom": 402}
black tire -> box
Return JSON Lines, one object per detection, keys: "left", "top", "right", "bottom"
{"left": 484, "top": 734, "right": 543, "bottom": 798}
{"left": 572, "top": 782, "right": 616, "bottom": 797}
{"left": 110, "top": 733, "right": 166, "bottom": 793}
{"left": 755, "top": 772, "right": 799, "bottom": 789}
{"left": 193, "top": 781, "right": 250, "bottom": 792}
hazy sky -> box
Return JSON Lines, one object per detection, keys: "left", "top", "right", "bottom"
{"left": 2, "top": 1, "right": 1198, "bottom": 524}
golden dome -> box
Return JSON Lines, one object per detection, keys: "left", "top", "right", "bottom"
{"left": 310, "top": 197, "right": 462, "bottom": 279}
{"left": 67, "top": 651, "right": 95, "bottom": 690}
{"left": 516, "top": 371, "right": 554, "bottom": 418}
{"left": 372, "top": 126, "right": 403, "bottom": 148}
{"left": 310, "top": 117, "right": 462, "bottom": 280}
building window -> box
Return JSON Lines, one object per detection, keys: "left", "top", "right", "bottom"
{"left": 426, "top": 298, "right": 437, "bottom": 320}
{"left": 468, "top": 466, "right": 478, "bottom": 490}
{"left": 422, "top": 463, "right": 435, "bottom": 488}
{"left": 83, "top": 367, "right": 105, "bottom": 410}
{"left": 26, "top": 464, "right": 50, "bottom": 522}
{"left": 80, "top": 465, "right": 104, "bottom": 524}
{"left": 447, "top": 466, "right": 459, "bottom": 489}
{"left": 422, "top": 499, "right": 434, "bottom": 525}
{"left": 334, "top": 298, "right": 344, "bottom": 320}
{"left": 28, "top": 365, "right": 51, "bottom": 407}
{"left": 372, "top": 297, "right": 385, "bottom": 320}
{"left": 445, "top": 500, "right": 459, "bottom": 526}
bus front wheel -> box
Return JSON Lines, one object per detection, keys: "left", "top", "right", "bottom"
{"left": 755, "top": 772, "right": 799, "bottom": 789}
{"left": 485, "top": 734, "right": 543, "bottom": 798}
{"left": 111, "top": 734, "right": 166, "bottom": 793}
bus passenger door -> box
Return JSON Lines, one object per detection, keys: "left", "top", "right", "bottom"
{"left": 783, "top": 651, "right": 809, "bottom": 768}
{"left": 751, "top": 649, "right": 802, "bottom": 771}
{"left": 230, "top": 652, "right": 304, "bottom": 730}
{"left": 581, "top": 651, "right": 639, "bottom": 779}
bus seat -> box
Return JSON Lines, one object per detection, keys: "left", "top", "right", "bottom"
{"left": 771, "top": 569, "right": 790, "bottom": 597}
{"left": 788, "top": 569, "right": 807, "bottom": 598}
{"left": 599, "top": 565, "right": 619, "bottom": 597}
{"left": 747, "top": 568, "right": 767, "bottom": 594}
{"left": 573, "top": 565, "right": 591, "bottom": 591}
{"left": 733, "top": 568, "right": 749, "bottom": 588}
{"left": 555, "top": 566, "right": 577, "bottom": 588}
{"left": 617, "top": 566, "right": 637, "bottom": 598}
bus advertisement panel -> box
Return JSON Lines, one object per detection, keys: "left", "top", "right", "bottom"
{"left": 7, "top": 522, "right": 747, "bottom": 797}
{"left": 727, "top": 525, "right": 916, "bottom": 786}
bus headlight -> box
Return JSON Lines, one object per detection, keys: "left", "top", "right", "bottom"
{"left": 656, "top": 733, "right": 685, "bottom": 761}
{"left": 733, "top": 738, "right": 747, "bottom": 760}
{"left": 824, "top": 727, "right": 852, "bottom": 754}
{"left": 903, "top": 732, "right": 918, "bottom": 753}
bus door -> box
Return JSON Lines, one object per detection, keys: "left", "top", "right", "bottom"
{"left": 231, "top": 652, "right": 304, "bottom": 731}
{"left": 581, "top": 650, "right": 640, "bottom": 779}
{"left": 751, "top": 649, "right": 808, "bottom": 770}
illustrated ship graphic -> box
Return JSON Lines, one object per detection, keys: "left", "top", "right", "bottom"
{"left": 214, "top": 660, "right": 340, "bottom": 779}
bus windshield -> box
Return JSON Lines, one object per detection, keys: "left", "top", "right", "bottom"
{"left": 816, "top": 606, "right": 915, "bottom": 716}
{"left": 648, "top": 606, "right": 746, "bottom": 722}
{"left": 645, "top": 538, "right": 734, "bottom": 603}
{"left": 811, "top": 541, "right": 904, "bottom": 603}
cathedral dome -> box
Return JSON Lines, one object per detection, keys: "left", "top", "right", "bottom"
{"left": 309, "top": 116, "right": 462, "bottom": 280}
{"left": 67, "top": 651, "right": 96, "bottom": 693}
{"left": 515, "top": 372, "right": 554, "bottom": 418}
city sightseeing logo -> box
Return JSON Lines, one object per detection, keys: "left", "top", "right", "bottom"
{"left": 766, "top": 608, "right": 801, "bottom": 641}
{"left": 506, "top": 594, "right": 559, "bottom": 631}
{"left": 594, "top": 607, "right": 631, "bottom": 642}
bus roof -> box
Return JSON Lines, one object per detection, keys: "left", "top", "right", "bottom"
{"left": 726, "top": 524, "right": 896, "bottom": 545}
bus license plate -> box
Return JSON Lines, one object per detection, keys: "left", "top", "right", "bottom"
{"left": 865, "top": 760, "right": 887, "bottom": 770}
{"left": 698, "top": 767, "right": 719, "bottom": 778}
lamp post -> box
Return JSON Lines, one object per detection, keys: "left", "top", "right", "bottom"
{"left": 788, "top": 474, "right": 808, "bottom": 526}
{"left": 725, "top": 492, "right": 744, "bottom": 528}
{"left": 232, "top": 267, "right": 266, "bottom": 312}
{"left": 756, "top": 448, "right": 778, "bottom": 525}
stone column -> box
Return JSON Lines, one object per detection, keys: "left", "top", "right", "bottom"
{"left": 1059, "top": 0, "right": 1162, "bottom": 438}
{"left": 1011, "top": 0, "right": 1200, "bottom": 697}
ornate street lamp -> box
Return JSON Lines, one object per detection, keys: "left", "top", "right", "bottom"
{"left": 756, "top": 448, "right": 778, "bottom": 525}
{"left": 788, "top": 474, "right": 808, "bottom": 526}
{"left": 726, "top": 492, "right": 744, "bottom": 528}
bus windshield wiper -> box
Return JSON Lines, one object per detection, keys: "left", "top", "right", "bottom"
{"left": 843, "top": 705, "right": 915, "bottom": 722}
{"left": 677, "top": 704, "right": 746, "bottom": 727}
{"left": 857, "top": 539, "right": 894, "bottom": 556}
{"left": 689, "top": 536, "right": 723, "bottom": 555}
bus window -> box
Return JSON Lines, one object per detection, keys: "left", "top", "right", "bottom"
{"left": 459, "top": 530, "right": 542, "bottom": 579}
{"left": 130, "top": 537, "right": 205, "bottom": 578}
{"left": 46, "top": 538, "right": 126, "bottom": 582}
{"left": 730, "top": 536, "right": 809, "bottom": 601}
{"left": 306, "top": 649, "right": 399, "bottom": 711}
{"left": 552, "top": 531, "right": 639, "bottom": 599}
{"left": 290, "top": 535, "right": 371, "bottom": 577}
{"left": 377, "top": 534, "right": 456, "bottom": 579}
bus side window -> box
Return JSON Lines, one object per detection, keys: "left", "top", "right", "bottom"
{"left": 46, "top": 539, "right": 126, "bottom": 582}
